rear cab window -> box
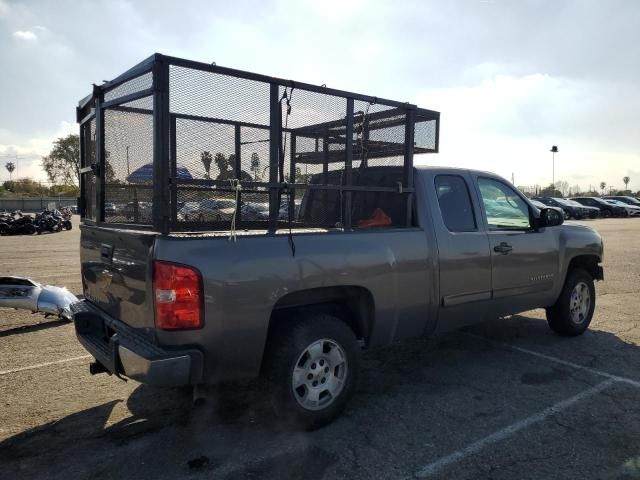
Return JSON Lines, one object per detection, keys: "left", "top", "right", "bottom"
{"left": 434, "top": 175, "right": 476, "bottom": 232}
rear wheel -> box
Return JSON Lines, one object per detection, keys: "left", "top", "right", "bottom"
{"left": 602, "top": 209, "right": 611, "bottom": 218}
{"left": 546, "top": 268, "right": 595, "bottom": 336}
{"left": 264, "top": 314, "right": 360, "bottom": 430}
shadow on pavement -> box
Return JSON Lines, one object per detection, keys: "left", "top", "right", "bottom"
{"left": 0, "top": 318, "right": 71, "bottom": 338}
{"left": 1, "top": 313, "right": 639, "bottom": 479}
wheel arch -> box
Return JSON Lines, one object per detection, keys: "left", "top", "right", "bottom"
{"left": 262, "top": 286, "right": 375, "bottom": 370}
{"left": 566, "top": 254, "right": 603, "bottom": 282}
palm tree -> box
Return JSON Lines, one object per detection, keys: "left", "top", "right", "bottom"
{"left": 250, "top": 153, "right": 260, "bottom": 181}
{"left": 200, "top": 151, "right": 213, "bottom": 179}
{"left": 623, "top": 176, "right": 630, "bottom": 191}
{"left": 599, "top": 181, "right": 606, "bottom": 195}
{"left": 5, "top": 161, "right": 15, "bottom": 181}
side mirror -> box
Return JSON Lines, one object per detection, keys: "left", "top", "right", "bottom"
{"left": 537, "top": 207, "right": 564, "bottom": 228}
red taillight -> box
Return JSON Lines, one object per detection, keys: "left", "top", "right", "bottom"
{"left": 153, "top": 261, "right": 203, "bottom": 330}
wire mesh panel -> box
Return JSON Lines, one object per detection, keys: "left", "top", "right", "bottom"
{"left": 414, "top": 111, "right": 438, "bottom": 152}
{"left": 240, "top": 127, "right": 270, "bottom": 183}
{"left": 169, "top": 66, "right": 270, "bottom": 126}
{"left": 81, "top": 118, "right": 97, "bottom": 220}
{"left": 103, "top": 97, "right": 154, "bottom": 224}
{"left": 104, "top": 71, "right": 153, "bottom": 103}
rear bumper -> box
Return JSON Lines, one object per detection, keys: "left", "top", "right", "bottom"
{"left": 71, "top": 300, "right": 203, "bottom": 386}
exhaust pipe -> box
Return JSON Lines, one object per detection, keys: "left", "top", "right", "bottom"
{"left": 0, "top": 276, "right": 78, "bottom": 321}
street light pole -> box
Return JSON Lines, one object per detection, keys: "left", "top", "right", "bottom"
{"left": 550, "top": 145, "right": 558, "bottom": 188}
{"left": 126, "top": 146, "right": 130, "bottom": 176}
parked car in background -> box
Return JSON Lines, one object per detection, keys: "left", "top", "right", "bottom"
{"left": 122, "top": 201, "right": 153, "bottom": 222}
{"left": 530, "top": 199, "right": 567, "bottom": 219}
{"left": 177, "top": 198, "right": 237, "bottom": 222}
{"left": 104, "top": 203, "right": 117, "bottom": 215}
{"left": 533, "top": 197, "right": 586, "bottom": 219}
{"left": 571, "top": 197, "right": 625, "bottom": 218}
{"left": 604, "top": 196, "right": 640, "bottom": 207}
{"left": 564, "top": 199, "right": 600, "bottom": 219}
{"left": 604, "top": 199, "right": 640, "bottom": 217}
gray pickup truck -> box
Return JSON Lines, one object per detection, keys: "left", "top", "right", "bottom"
{"left": 73, "top": 165, "right": 603, "bottom": 428}
{"left": 67, "top": 54, "right": 603, "bottom": 429}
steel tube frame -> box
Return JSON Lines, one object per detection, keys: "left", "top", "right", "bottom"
{"left": 79, "top": 53, "right": 439, "bottom": 234}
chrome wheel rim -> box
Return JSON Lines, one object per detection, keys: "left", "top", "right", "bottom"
{"left": 570, "top": 282, "right": 591, "bottom": 324}
{"left": 292, "top": 338, "right": 348, "bottom": 411}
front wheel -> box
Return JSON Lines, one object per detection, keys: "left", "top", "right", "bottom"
{"left": 264, "top": 314, "right": 360, "bottom": 430}
{"left": 546, "top": 268, "right": 595, "bottom": 336}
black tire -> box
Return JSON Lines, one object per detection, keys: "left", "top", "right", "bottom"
{"left": 602, "top": 209, "right": 611, "bottom": 218}
{"left": 546, "top": 268, "right": 595, "bottom": 336}
{"left": 63, "top": 220, "right": 72, "bottom": 230}
{"left": 264, "top": 313, "right": 360, "bottom": 430}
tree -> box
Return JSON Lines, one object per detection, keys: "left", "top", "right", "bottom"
{"left": 5, "top": 162, "right": 15, "bottom": 181}
{"left": 200, "top": 151, "right": 213, "bottom": 179}
{"left": 554, "top": 180, "right": 569, "bottom": 197}
{"left": 41, "top": 134, "right": 80, "bottom": 186}
{"left": 539, "top": 183, "right": 562, "bottom": 197}
{"left": 2, "top": 178, "right": 48, "bottom": 197}
{"left": 49, "top": 184, "right": 80, "bottom": 197}
{"left": 214, "top": 152, "right": 236, "bottom": 181}
{"left": 599, "top": 181, "right": 606, "bottom": 195}
{"left": 250, "top": 152, "right": 260, "bottom": 181}
{"left": 623, "top": 176, "right": 630, "bottom": 191}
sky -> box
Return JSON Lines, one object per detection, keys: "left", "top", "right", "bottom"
{"left": 0, "top": 0, "right": 639, "bottom": 192}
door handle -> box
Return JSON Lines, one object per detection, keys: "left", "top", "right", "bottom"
{"left": 494, "top": 242, "right": 513, "bottom": 254}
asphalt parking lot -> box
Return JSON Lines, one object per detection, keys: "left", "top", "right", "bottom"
{"left": 1, "top": 217, "right": 640, "bottom": 479}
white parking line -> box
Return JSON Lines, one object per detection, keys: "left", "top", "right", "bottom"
{"left": 0, "top": 355, "right": 91, "bottom": 376}
{"left": 414, "top": 379, "right": 616, "bottom": 478}
{"left": 465, "top": 332, "right": 640, "bottom": 389}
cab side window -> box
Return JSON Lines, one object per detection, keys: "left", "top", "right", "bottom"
{"left": 478, "top": 178, "right": 531, "bottom": 230}
{"left": 435, "top": 175, "right": 477, "bottom": 232}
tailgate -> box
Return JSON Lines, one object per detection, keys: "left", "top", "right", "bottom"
{"left": 80, "top": 224, "right": 156, "bottom": 328}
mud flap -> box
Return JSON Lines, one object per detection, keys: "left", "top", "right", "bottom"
{"left": 108, "top": 335, "right": 128, "bottom": 382}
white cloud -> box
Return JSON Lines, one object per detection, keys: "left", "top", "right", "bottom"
{"left": 0, "top": 0, "right": 8, "bottom": 17}
{"left": 13, "top": 30, "right": 38, "bottom": 41}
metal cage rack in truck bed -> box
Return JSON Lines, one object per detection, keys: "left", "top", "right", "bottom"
{"left": 76, "top": 53, "right": 440, "bottom": 234}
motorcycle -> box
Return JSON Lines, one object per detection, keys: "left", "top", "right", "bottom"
{"left": 0, "top": 211, "right": 37, "bottom": 235}
{"left": 51, "top": 209, "right": 72, "bottom": 230}
{"left": 34, "top": 210, "right": 63, "bottom": 234}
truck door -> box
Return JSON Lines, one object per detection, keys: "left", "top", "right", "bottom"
{"left": 430, "top": 173, "right": 493, "bottom": 331}
{"left": 474, "top": 176, "right": 559, "bottom": 313}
